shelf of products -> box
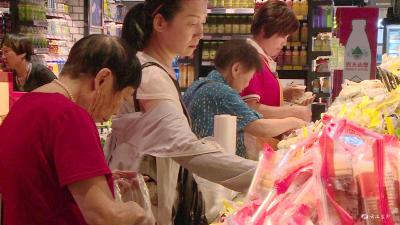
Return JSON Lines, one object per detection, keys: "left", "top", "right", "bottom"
{"left": 306, "top": 0, "right": 333, "bottom": 106}
{"left": 11, "top": 0, "right": 75, "bottom": 76}
{"left": 103, "top": 0, "right": 126, "bottom": 36}
{"left": 0, "top": 0, "right": 10, "bottom": 70}
{"left": 278, "top": 70, "right": 308, "bottom": 79}
{"left": 203, "top": 34, "right": 251, "bottom": 40}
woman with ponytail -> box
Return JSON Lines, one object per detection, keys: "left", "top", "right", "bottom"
{"left": 106, "top": 1, "right": 258, "bottom": 225}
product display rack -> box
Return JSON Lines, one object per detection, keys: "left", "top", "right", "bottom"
{"left": 197, "top": 7, "right": 256, "bottom": 78}
{"left": 196, "top": 2, "right": 310, "bottom": 85}
{"left": 103, "top": 0, "right": 126, "bottom": 37}
{"left": 9, "top": 0, "right": 74, "bottom": 76}
{"left": 306, "top": 0, "right": 333, "bottom": 103}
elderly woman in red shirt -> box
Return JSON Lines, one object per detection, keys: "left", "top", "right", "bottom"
{"left": 0, "top": 35, "right": 152, "bottom": 225}
{"left": 241, "top": 0, "right": 314, "bottom": 122}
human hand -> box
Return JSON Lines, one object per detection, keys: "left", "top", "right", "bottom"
{"left": 297, "top": 94, "right": 315, "bottom": 106}
{"left": 290, "top": 105, "right": 312, "bottom": 122}
{"left": 289, "top": 117, "right": 308, "bottom": 129}
{"left": 126, "top": 201, "right": 155, "bottom": 225}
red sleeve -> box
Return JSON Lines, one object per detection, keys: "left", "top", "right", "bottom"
{"left": 53, "top": 107, "right": 111, "bottom": 187}
{"left": 240, "top": 70, "right": 263, "bottom": 102}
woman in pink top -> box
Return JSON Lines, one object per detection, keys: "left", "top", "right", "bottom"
{"left": 241, "top": 0, "right": 314, "bottom": 122}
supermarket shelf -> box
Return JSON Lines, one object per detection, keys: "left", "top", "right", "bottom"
{"left": 203, "top": 34, "right": 251, "bottom": 40}
{"left": 310, "top": 72, "right": 331, "bottom": 78}
{"left": 104, "top": 19, "right": 124, "bottom": 24}
{"left": 310, "top": 0, "right": 333, "bottom": 6}
{"left": 311, "top": 27, "right": 332, "bottom": 36}
{"left": 19, "top": 20, "right": 48, "bottom": 27}
{"left": 202, "top": 61, "right": 214, "bottom": 66}
{"left": 314, "top": 92, "right": 331, "bottom": 98}
{"left": 287, "top": 41, "right": 308, "bottom": 47}
{"left": 310, "top": 51, "right": 331, "bottom": 58}
{"left": 47, "top": 35, "right": 72, "bottom": 41}
{"left": 278, "top": 70, "right": 308, "bottom": 79}
{"left": 46, "top": 12, "right": 71, "bottom": 20}
{"left": 34, "top": 48, "right": 50, "bottom": 54}
{"left": 207, "top": 8, "right": 254, "bottom": 14}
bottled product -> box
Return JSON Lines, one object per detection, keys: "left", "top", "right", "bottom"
{"left": 240, "top": 0, "right": 247, "bottom": 8}
{"left": 225, "top": 0, "right": 233, "bottom": 8}
{"left": 292, "top": 27, "right": 300, "bottom": 42}
{"left": 246, "top": 16, "right": 252, "bottom": 34}
{"left": 210, "top": 16, "right": 217, "bottom": 33}
{"left": 233, "top": 0, "right": 240, "bottom": 8}
{"left": 204, "top": 19, "right": 210, "bottom": 33}
{"left": 300, "top": 46, "right": 307, "bottom": 66}
{"left": 292, "top": 47, "right": 300, "bottom": 66}
{"left": 209, "top": 0, "right": 217, "bottom": 8}
{"left": 216, "top": 0, "right": 224, "bottom": 8}
{"left": 321, "top": 77, "right": 330, "bottom": 93}
{"left": 300, "top": 0, "right": 308, "bottom": 17}
{"left": 284, "top": 45, "right": 292, "bottom": 66}
{"left": 202, "top": 42, "right": 210, "bottom": 61}
{"left": 225, "top": 16, "right": 233, "bottom": 34}
{"left": 232, "top": 16, "right": 240, "bottom": 34}
{"left": 312, "top": 79, "right": 320, "bottom": 93}
{"left": 292, "top": 0, "right": 301, "bottom": 17}
{"left": 217, "top": 16, "right": 225, "bottom": 34}
{"left": 326, "top": 6, "right": 333, "bottom": 28}
{"left": 239, "top": 16, "right": 247, "bottom": 34}
{"left": 210, "top": 42, "right": 217, "bottom": 60}
{"left": 300, "top": 23, "right": 308, "bottom": 43}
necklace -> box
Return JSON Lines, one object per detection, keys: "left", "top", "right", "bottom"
{"left": 15, "top": 63, "right": 32, "bottom": 91}
{"left": 53, "top": 79, "right": 76, "bottom": 103}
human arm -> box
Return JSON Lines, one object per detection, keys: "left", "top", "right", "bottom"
{"left": 69, "top": 176, "right": 152, "bottom": 225}
{"left": 137, "top": 99, "right": 257, "bottom": 193}
{"left": 172, "top": 151, "right": 256, "bottom": 193}
{"left": 244, "top": 117, "right": 307, "bottom": 138}
{"left": 245, "top": 99, "right": 312, "bottom": 122}
{"left": 53, "top": 107, "right": 151, "bottom": 225}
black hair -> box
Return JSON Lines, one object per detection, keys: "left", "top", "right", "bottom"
{"left": 251, "top": 0, "right": 299, "bottom": 38}
{"left": 1, "top": 33, "right": 33, "bottom": 61}
{"left": 121, "top": 0, "right": 183, "bottom": 51}
{"left": 60, "top": 34, "right": 141, "bottom": 91}
{"left": 214, "top": 40, "right": 262, "bottom": 72}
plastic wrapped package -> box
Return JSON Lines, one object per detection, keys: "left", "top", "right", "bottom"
{"left": 114, "top": 174, "right": 155, "bottom": 224}
{"left": 318, "top": 119, "right": 400, "bottom": 225}
{"left": 228, "top": 118, "right": 400, "bottom": 225}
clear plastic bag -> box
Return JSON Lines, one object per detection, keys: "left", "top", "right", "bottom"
{"left": 114, "top": 173, "right": 155, "bottom": 224}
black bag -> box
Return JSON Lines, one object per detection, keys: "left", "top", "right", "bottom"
{"left": 136, "top": 62, "right": 208, "bottom": 225}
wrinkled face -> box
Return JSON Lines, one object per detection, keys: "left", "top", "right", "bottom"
{"left": 88, "top": 73, "right": 134, "bottom": 122}
{"left": 2, "top": 46, "right": 25, "bottom": 69}
{"left": 261, "top": 34, "right": 289, "bottom": 58}
{"left": 160, "top": 0, "right": 208, "bottom": 56}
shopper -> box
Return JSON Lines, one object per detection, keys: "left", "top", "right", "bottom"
{"left": 106, "top": 1, "right": 257, "bottom": 225}
{"left": 241, "top": 0, "right": 314, "bottom": 122}
{"left": 0, "top": 35, "right": 152, "bottom": 225}
{"left": 2, "top": 33, "right": 56, "bottom": 92}
{"left": 184, "top": 40, "right": 307, "bottom": 158}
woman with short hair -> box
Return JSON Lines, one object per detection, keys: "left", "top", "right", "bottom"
{"left": 241, "top": 0, "right": 314, "bottom": 122}
{"left": 2, "top": 33, "right": 56, "bottom": 92}
{"left": 0, "top": 34, "right": 151, "bottom": 225}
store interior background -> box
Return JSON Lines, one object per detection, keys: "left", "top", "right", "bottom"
{"left": 1, "top": 0, "right": 400, "bottom": 224}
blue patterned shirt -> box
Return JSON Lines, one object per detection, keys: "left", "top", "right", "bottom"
{"left": 183, "top": 70, "right": 263, "bottom": 158}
